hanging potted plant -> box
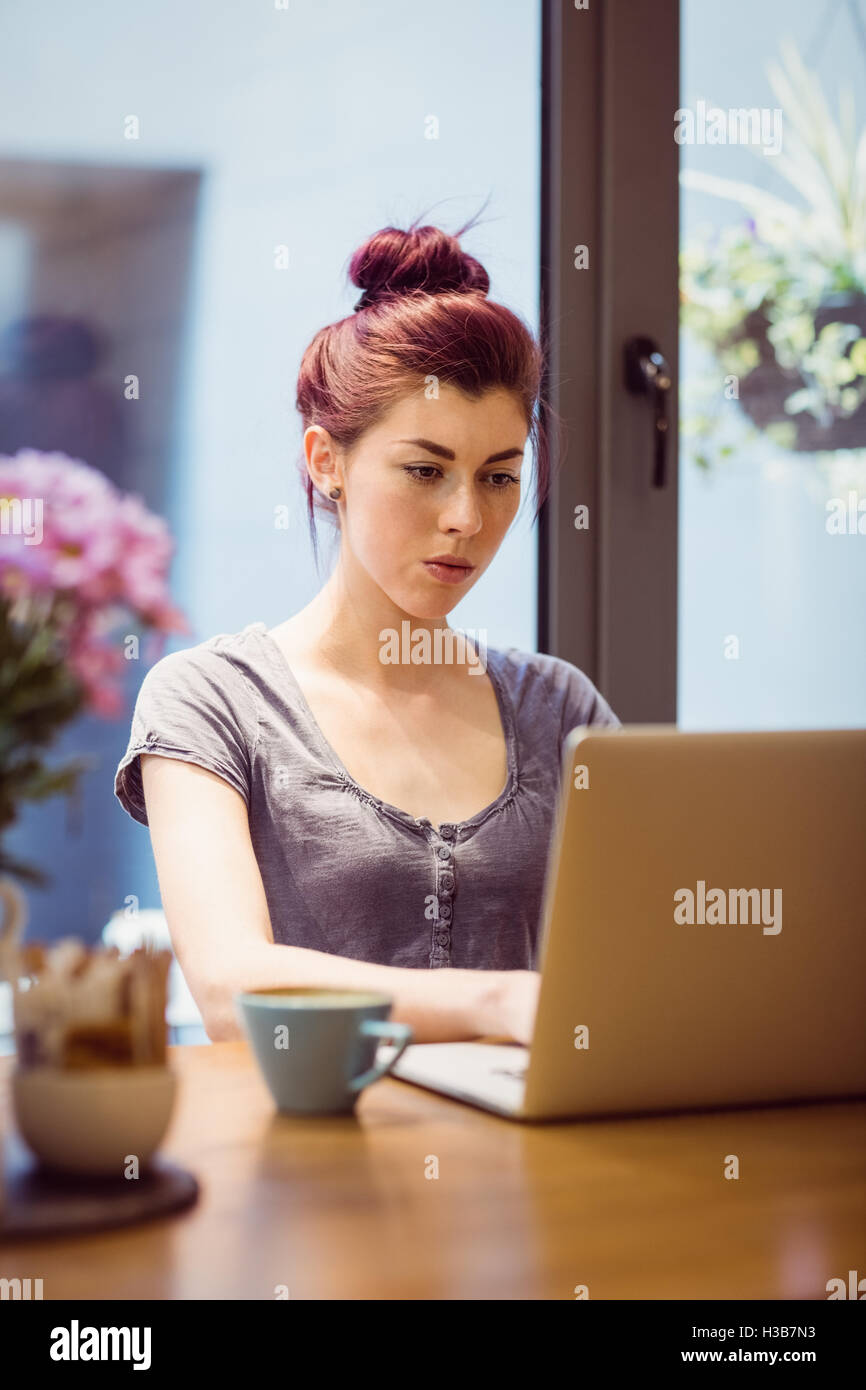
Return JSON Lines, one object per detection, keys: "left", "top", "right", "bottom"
{"left": 680, "top": 38, "right": 866, "bottom": 464}
{"left": 0, "top": 448, "right": 189, "bottom": 966}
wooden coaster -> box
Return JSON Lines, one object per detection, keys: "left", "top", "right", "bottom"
{"left": 0, "top": 1130, "right": 199, "bottom": 1240}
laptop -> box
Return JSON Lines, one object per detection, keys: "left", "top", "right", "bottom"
{"left": 390, "top": 725, "right": 866, "bottom": 1121}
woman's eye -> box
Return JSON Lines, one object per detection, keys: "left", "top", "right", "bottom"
{"left": 403, "top": 465, "right": 520, "bottom": 488}
{"left": 403, "top": 465, "right": 441, "bottom": 483}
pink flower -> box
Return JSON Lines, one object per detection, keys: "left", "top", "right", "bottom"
{"left": 0, "top": 449, "right": 189, "bottom": 717}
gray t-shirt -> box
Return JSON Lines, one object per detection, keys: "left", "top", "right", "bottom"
{"left": 114, "top": 621, "right": 620, "bottom": 971}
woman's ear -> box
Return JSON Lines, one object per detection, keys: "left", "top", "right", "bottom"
{"left": 304, "top": 424, "right": 343, "bottom": 499}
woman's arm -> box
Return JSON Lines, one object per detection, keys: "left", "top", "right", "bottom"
{"left": 139, "top": 755, "right": 535, "bottom": 1044}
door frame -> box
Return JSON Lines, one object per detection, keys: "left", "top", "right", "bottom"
{"left": 538, "top": 0, "right": 679, "bottom": 722}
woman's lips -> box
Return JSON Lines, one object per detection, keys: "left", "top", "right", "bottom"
{"left": 422, "top": 559, "right": 476, "bottom": 585}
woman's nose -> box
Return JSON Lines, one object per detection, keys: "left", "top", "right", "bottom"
{"left": 439, "top": 487, "right": 483, "bottom": 533}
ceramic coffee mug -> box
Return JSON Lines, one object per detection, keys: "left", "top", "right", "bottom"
{"left": 235, "top": 987, "right": 413, "bottom": 1115}
{"left": 11, "top": 1065, "right": 176, "bottom": 1175}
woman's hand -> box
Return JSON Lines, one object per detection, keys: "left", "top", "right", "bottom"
{"left": 494, "top": 969, "right": 542, "bottom": 1046}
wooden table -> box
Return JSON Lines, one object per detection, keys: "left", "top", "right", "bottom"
{"left": 1, "top": 1042, "right": 864, "bottom": 1299}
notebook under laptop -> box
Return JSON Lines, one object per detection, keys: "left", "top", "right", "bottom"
{"left": 390, "top": 726, "right": 866, "bottom": 1121}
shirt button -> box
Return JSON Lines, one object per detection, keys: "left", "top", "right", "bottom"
{"left": 437, "top": 845, "right": 452, "bottom": 861}
{"left": 436, "top": 932, "right": 450, "bottom": 946}
{"left": 439, "top": 873, "right": 454, "bottom": 892}
{"left": 440, "top": 825, "right": 454, "bottom": 839}
{"left": 439, "top": 904, "right": 451, "bottom": 920}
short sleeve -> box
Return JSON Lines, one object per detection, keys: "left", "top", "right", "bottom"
{"left": 113, "top": 646, "right": 256, "bottom": 828}
{"left": 559, "top": 659, "right": 621, "bottom": 737}
{"left": 514, "top": 649, "right": 620, "bottom": 744}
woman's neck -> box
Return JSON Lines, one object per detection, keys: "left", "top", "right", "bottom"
{"left": 278, "top": 553, "right": 464, "bottom": 693}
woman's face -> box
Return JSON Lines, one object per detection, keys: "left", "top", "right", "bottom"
{"left": 306, "top": 383, "right": 528, "bottom": 618}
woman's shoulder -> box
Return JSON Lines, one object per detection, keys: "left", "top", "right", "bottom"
{"left": 487, "top": 643, "right": 620, "bottom": 730}
{"left": 135, "top": 622, "right": 265, "bottom": 722}
{"left": 115, "top": 624, "right": 266, "bottom": 827}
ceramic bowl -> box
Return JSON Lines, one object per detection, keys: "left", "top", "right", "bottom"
{"left": 11, "top": 1065, "right": 176, "bottom": 1176}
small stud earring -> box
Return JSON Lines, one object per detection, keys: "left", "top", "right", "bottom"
{"left": 328, "top": 486, "right": 342, "bottom": 500}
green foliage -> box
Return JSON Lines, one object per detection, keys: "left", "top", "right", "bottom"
{"left": 0, "top": 599, "right": 95, "bottom": 887}
{"left": 679, "top": 39, "right": 866, "bottom": 470}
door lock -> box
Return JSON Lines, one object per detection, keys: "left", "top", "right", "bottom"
{"left": 624, "top": 335, "right": 672, "bottom": 488}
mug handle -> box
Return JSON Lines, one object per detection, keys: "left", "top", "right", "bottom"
{"left": 347, "top": 1020, "right": 414, "bottom": 1092}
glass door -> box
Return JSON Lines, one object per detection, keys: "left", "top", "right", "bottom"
{"left": 678, "top": 0, "right": 866, "bottom": 728}
{"left": 541, "top": 0, "right": 865, "bottom": 730}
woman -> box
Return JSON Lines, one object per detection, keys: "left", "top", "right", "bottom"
{"left": 114, "top": 216, "right": 620, "bottom": 1046}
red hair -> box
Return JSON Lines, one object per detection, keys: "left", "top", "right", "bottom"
{"left": 294, "top": 209, "right": 552, "bottom": 564}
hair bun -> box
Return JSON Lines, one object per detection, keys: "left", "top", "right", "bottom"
{"left": 349, "top": 222, "right": 490, "bottom": 310}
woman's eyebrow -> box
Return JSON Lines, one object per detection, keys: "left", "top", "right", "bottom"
{"left": 393, "top": 437, "right": 524, "bottom": 464}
